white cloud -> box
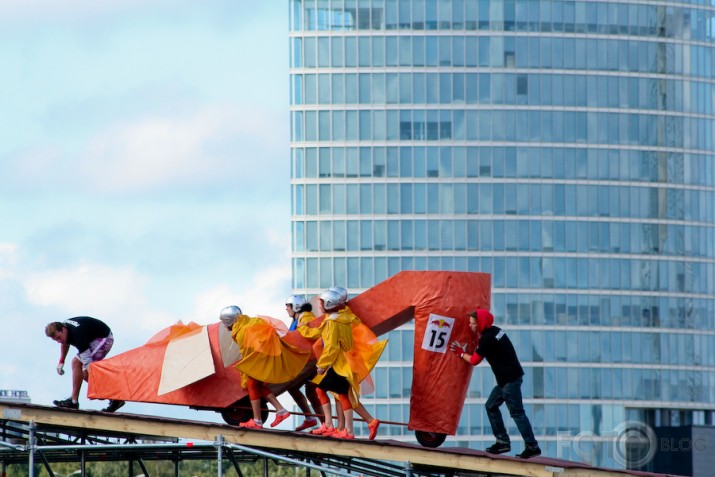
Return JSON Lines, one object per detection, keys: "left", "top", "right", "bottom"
{"left": 83, "top": 106, "right": 282, "bottom": 191}
{"left": 6, "top": 103, "right": 287, "bottom": 196}
{"left": 24, "top": 263, "right": 146, "bottom": 313}
{"left": 20, "top": 263, "right": 168, "bottom": 344}
{"left": 81, "top": 114, "right": 217, "bottom": 192}
{"left": 192, "top": 264, "right": 293, "bottom": 327}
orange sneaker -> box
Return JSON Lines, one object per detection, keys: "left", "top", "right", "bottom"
{"left": 295, "top": 418, "right": 318, "bottom": 432}
{"left": 333, "top": 429, "right": 355, "bottom": 439}
{"left": 310, "top": 424, "right": 335, "bottom": 436}
{"left": 239, "top": 419, "right": 263, "bottom": 429}
{"left": 270, "top": 410, "right": 291, "bottom": 428}
{"left": 368, "top": 419, "right": 380, "bottom": 440}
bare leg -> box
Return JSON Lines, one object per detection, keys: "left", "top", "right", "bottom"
{"left": 291, "top": 384, "right": 320, "bottom": 430}
{"left": 288, "top": 387, "right": 312, "bottom": 415}
{"left": 344, "top": 408, "right": 354, "bottom": 435}
{"left": 249, "top": 398, "right": 263, "bottom": 422}
{"left": 265, "top": 393, "right": 286, "bottom": 413}
{"left": 71, "top": 357, "right": 83, "bottom": 401}
{"left": 321, "top": 402, "right": 334, "bottom": 429}
{"left": 305, "top": 382, "right": 325, "bottom": 422}
{"left": 265, "top": 393, "right": 291, "bottom": 427}
{"left": 335, "top": 400, "right": 345, "bottom": 430}
{"left": 353, "top": 402, "right": 373, "bottom": 423}
{"left": 350, "top": 392, "right": 380, "bottom": 440}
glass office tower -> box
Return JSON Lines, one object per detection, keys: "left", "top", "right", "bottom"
{"left": 289, "top": 0, "right": 715, "bottom": 469}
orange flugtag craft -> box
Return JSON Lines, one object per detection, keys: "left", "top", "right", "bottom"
{"left": 88, "top": 270, "right": 490, "bottom": 447}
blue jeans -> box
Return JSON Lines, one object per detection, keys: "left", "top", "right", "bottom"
{"left": 485, "top": 377, "right": 538, "bottom": 447}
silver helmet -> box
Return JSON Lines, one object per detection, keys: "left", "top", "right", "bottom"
{"left": 219, "top": 305, "right": 242, "bottom": 329}
{"left": 320, "top": 290, "right": 342, "bottom": 312}
{"left": 285, "top": 294, "right": 307, "bottom": 313}
{"left": 329, "top": 286, "right": 348, "bottom": 305}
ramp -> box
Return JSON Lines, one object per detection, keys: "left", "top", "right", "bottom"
{"left": 0, "top": 403, "right": 684, "bottom": 477}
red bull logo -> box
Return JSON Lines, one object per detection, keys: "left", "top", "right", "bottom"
{"left": 430, "top": 318, "right": 451, "bottom": 328}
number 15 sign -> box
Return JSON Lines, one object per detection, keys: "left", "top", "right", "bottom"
{"left": 420, "top": 314, "right": 455, "bottom": 353}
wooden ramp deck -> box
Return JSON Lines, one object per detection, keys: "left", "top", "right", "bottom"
{"left": 0, "top": 403, "right": 683, "bottom": 477}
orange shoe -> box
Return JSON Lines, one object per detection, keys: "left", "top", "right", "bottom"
{"left": 368, "top": 419, "right": 380, "bottom": 440}
{"left": 239, "top": 419, "right": 263, "bottom": 429}
{"left": 310, "top": 424, "right": 335, "bottom": 436}
{"left": 270, "top": 410, "right": 291, "bottom": 428}
{"left": 295, "top": 418, "right": 318, "bottom": 432}
{"left": 333, "top": 429, "right": 355, "bottom": 439}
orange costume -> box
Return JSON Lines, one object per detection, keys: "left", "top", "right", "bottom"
{"left": 231, "top": 314, "right": 311, "bottom": 389}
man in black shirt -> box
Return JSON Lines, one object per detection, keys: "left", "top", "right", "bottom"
{"left": 452, "top": 308, "right": 541, "bottom": 459}
{"left": 45, "top": 317, "right": 125, "bottom": 412}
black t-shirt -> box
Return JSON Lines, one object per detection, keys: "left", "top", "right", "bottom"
{"left": 476, "top": 325, "right": 524, "bottom": 387}
{"left": 64, "top": 316, "right": 111, "bottom": 353}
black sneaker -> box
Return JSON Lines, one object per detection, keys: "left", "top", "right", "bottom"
{"left": 53, "top": 398, "right": 79, "bottom": 410}
{"left": 485, "top": 442, "right": 511, "bottom": 454}
{"left": 102, "top": 400, "right": 125, "bottom": 413}
{"left": 517, "top": 445, "right": 542, "bottom": 459}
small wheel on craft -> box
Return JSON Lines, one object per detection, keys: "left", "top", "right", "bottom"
{"left": 220, "top": 397, "right": 253, "bottom": 426}
{"left": 415, "top": 430, "right": 447, "bottom": 448}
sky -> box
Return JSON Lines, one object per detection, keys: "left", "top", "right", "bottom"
{"left": 0, "top": 1, "right": 294, "bottom": 422}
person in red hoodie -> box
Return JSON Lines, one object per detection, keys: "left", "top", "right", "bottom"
{"left": 451, "top": 308, "right": 541, "bottom": 459}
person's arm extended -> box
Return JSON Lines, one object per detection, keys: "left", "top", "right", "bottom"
{"left": 298, "top": 324, "right": 322, "bottom": 340}
{"left": 462, "top": 351, "right": 483, "bottom": 366}
{"left": 59, "top": 343, "right": 69, "bottom": 364}
{"left": 450, "top": 340, "right": 483, "bottom": 366}
{"left": 55, "top": 343, "right": 70, "bottom": 375}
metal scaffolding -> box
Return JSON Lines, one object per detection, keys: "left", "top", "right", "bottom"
{"left": 0, "top": 417, "right": 453, "bottom": 477}
{"left": 0, "top": 403, "right": 680, "bottom": 477}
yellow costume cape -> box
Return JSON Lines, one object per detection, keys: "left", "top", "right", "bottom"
{"left": 231, "top": 315, "right": 310, "bottom": 388}
{"left": 312, "top": 308, "right": 387, "bottom": 400}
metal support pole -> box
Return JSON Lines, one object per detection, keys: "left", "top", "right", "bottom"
{"left": 216, "top": 434, "right": 223, "bottom": 477}
{"left": 405, "top": 461, "right": 413, "bottom": 477}
{"left": 225, "top": 445, "right": 245, "bottom": 477}
{"left": 137, "top": 459, "right": 150, "bottom": 477}
{"left": 38, "top": 450, "right": 56, "bottom": 477}
{"left": 28, "top": 420, "right": 35, "bottom": 477}
{"left": 224, "top": 442, "right": 356, "bottom": 477}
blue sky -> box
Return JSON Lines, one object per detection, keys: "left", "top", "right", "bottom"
{"left": 0, "top": 1, "right": 293, "bottom": 420}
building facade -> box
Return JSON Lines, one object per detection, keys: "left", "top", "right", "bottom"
{"left": 0, "top": 390, "right": 30, "bottom": 404}
{"left": 288, "top": 0, "right": 715, "bottom": 469}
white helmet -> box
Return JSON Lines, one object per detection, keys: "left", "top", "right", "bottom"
{"left": 219, "top": 305, "right": 242, "bottom": 329}
{"left": 285, "top": 294, "right": 307, "bottom": 313}
{"left": 329, "top": 286, "right": 348, "bottom": 305}
{"left": 320, "top": 290, "right": 342, "bottom": 312}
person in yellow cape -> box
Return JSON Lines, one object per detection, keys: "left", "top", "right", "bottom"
{"left": 284, "top": 294, "right": 324, "bottom": 431}
{"left": 307, "top": 286, "right": 379, "bottom": 434}
{"left": 306, "top": 289, "right": 386, "bottom": 440}
{"left": 219, "top": 305, "right": 311, "bottom": 429}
